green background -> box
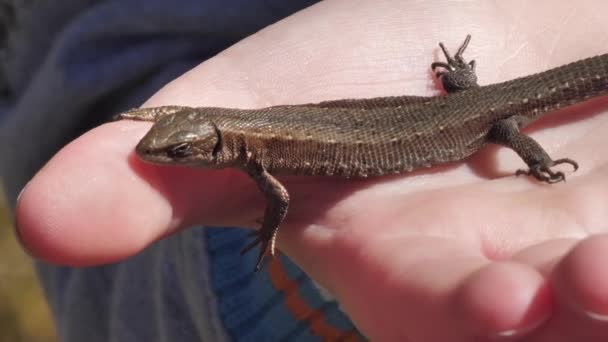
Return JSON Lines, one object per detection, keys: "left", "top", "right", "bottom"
{"left": 0, "top": 185, "right": 56, "bottom": 341}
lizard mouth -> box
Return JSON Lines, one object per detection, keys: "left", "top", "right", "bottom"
{"left": 135, "top": 140, "right": 171, "bottom": 164}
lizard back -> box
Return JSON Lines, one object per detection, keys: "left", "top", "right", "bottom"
{"left": 207, "top": 53, "right": 608, "bottom": 177}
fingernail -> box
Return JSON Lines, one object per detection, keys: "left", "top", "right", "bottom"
{"left": 492, "top": 316, "right": 547, "bottom": 340}
{"left": 16, "top": 183, "right": 26, "bottom": 202}
{"left": 494, "top": 329, "right": 520, "bottom": 338}
{"left": 12, "top": 183, "right": 32, "bottom": 256}
{"left": 584, "top": 310, "right": 608, "bottom": 322}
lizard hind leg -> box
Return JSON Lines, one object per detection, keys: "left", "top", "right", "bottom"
{"left": 489, "top": 116, "right": 580, "bottom": 183}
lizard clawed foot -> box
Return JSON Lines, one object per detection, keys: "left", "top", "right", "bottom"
{"left": 240, "top": 228, "right": 278, "bottom": 271}
{"left": 515, "top": 158, "right": 579, "bottom": 183}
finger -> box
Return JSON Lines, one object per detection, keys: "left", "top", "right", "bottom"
{"left": 15, "top": 119, "right": 365, "bottom": 266}
{"left": 536, "top": 235, "right": 608, "bottom": 341}
{"left": 511, "top": 235, "right": 608, "bottom": 341}
{"left": 512, "top": 238, "right": 580, "bottom": 276}
{"left": 287, "top": 234, "right": 550, "bottom": 341}
{"left": 15, "top": 120, "right": 261, "bottom": 265}
{"left": 454, "top": 261, "right": 552, "bottom": 339}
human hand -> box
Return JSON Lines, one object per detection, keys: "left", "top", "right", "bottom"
{"left": 15, "top": 1, "right": 608, "bottom": 340}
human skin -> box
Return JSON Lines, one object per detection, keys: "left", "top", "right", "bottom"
{"left": 13, "top": 0, "right": 608, "bottom": 341}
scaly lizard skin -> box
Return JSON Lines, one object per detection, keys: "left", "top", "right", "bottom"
{"left": 118, "top": 35, "right": 608, "bottom": 270}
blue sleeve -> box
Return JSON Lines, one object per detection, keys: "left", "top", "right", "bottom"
{"left": 0, "top": 1, "right": 364, "bottom": 341}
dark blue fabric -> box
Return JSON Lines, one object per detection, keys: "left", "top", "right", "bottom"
{"left": 0, "top": 1, "right": 361, "bottom": 341}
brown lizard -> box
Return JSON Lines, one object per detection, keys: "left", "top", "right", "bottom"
{"left": 117, "top": 35, "right": 608, "bottom": 270}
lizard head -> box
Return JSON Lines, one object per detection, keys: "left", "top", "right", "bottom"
{"left": 135, "top": 111, "right": 223, "bottom": 167}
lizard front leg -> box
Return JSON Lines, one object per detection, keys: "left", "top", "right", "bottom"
{"left": 240, "top": 163, "right": 290, "bottom": 271}
{"left": 488, "top": 115, "right": 578, "bottom": 183}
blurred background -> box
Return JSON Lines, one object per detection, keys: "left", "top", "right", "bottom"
{"left": 0, "top": 184, "right": 56, "bottom": 342}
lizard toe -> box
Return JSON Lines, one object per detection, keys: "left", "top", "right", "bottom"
{"left": 547, "top": 170, "right": 566, "bottom": 183}
{"left": 240, "top": 227, "right": 278, "bottom": 271}
{"left": 240, "top": 234, "right": 262, "bottom": 255}
{"left": 553, "top": 158, "right": 579, "bottom": 171}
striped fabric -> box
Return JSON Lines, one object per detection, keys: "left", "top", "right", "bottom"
{"left": 206, "top": 227, "right": 362, "bottom": 341}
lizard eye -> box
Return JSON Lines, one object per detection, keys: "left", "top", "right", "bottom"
{"left": 167, "top": 142, "right": 193, "bottom": 158}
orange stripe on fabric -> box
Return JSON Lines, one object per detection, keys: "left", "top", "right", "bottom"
{"left": 267, "top": 257, "right": 361, "bottom": 341}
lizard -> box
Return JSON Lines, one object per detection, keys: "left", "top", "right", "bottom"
{"left": 117, "top": 35, "right": 608, "bottom": 271}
